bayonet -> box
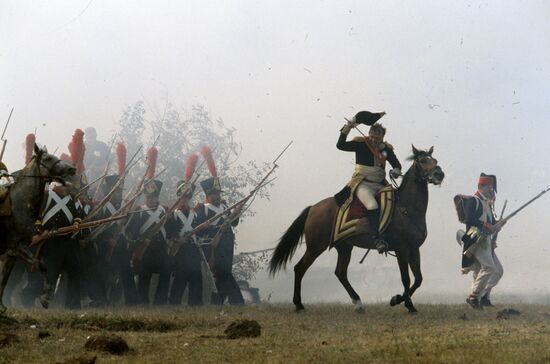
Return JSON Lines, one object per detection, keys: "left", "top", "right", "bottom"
{"left": 0, "top": 107, "right": 14, "bottom": 161}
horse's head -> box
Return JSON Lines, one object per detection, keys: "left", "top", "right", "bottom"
{"left": 32, "top": 143, "right": 76, "bottom": 182}
{"left": 409, "top": 145, "right": 444, "bottom": 185}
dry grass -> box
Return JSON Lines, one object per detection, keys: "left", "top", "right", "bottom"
{"left": 1, "top": 303, "right": 549, "bottom": 363}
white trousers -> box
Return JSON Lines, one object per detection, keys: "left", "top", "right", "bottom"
{"left": 355, "top": 181, "right": 382, "bottom": 210}
{"left": 470, "top": 246, "right": 503, "bottom": 298}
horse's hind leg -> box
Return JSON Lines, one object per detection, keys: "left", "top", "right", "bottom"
{"left": 293, "top": 244, "right": 325, "bottom": 312}
{"left": 0, "top": 253, "right": 17, "bottom": 314}
{"left": 335, "top": 244, "right": 364, "bottom": 312}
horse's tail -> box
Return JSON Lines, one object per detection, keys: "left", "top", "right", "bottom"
{"left": 269, "top": 206, "right": 311, "bottom": 276}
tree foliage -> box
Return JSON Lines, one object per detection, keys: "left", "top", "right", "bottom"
{"left": 117, "top": 100, "right": 271, "bottom": 214}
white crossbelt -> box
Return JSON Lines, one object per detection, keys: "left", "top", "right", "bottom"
{"left": 42, "top": 190, "right": 73, "bottom": 225}
{"left": 139, "top": 205, "right": 166, "bottom": 239}
{"left": 175, "top": 209, "right": 196, "bottom": 236}
{"left": 204, "top": 203, "right": 227, "bottom": 226}
{"left": 103, "top": 202, "right": 117, "bottom": 216}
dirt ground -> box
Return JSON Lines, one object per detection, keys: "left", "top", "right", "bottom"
{"left": 0, "top": 303, "right": 549, "bottom": 363}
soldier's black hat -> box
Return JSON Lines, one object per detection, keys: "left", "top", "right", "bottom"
{"left": 200, "top": 176, "right": 222, "bottom": 195}
{"left": 478, "top": 173, "right": 497, "bottom": 193}
{"left": 144, "top": 179, "right": 163, "bottom": 197}
{"left": 101, "top": 175, "right": 122, "bottom": 194}
{"left": 354, "top": 111, "right": 386, "bottom": 126}
{"left": 176, "top": 180, "right": 195, "bottom": 199}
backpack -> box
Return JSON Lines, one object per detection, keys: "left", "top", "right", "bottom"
{"left": 453, "top": 194, "right": 479, "bottom": 224}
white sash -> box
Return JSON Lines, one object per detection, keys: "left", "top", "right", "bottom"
{"left": 204, "top": 203, "right": 227, "bottom": 226}
{"left": 104, "top": 202, "right": 117, "bottom": 216}
{"left": 42, "top": 190, "right": 73, "bottom": 225}
{"left": 175, "top": 209, "right": 196, "bottom": 236}
{"left": 139, "top": 205, "right": 166, "bottom": 239}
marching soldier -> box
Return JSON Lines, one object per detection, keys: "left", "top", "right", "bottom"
{"left": 337, "top": 111, "right": 402, "bottom": 253}
{"left": 95, "top": 143, "right": 138, "bottom": 305}
{"left": 166, "top": 153, "right": 204, "bottom": 306}
{"left": 462, "top": 173, "right": 506, "bottom": 309}
{"left": 195, "top": 147, "right": 244, "bottom": 306}
{"left": 167, "top": 180, "right": 204, "bottom": 306}
{"left": 126, "top": 147, "right": 171, "bottom": 305}
{"left": 67, "top": 129, "right": 106, "bottom": 306}
{"left": 22, "top": 180, "right": 83, "bottom": 309}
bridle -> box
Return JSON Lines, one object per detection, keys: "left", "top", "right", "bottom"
{"left": 14, "top": 153, "right": 67, "bottom": 183}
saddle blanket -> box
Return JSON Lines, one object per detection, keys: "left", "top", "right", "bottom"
{"left": 331, "top": 185, "right": 394, "bottom": 245}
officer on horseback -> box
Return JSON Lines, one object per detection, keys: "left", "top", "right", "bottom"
{"left": 337, "top": 111, "right": 402, "bottom": 253}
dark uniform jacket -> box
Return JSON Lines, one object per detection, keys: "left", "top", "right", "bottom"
{"left": 461, "top": 195, "right": 496, "bottom": 268}
{"left": 337, "top": 133, "right": 401, "bottom": 169}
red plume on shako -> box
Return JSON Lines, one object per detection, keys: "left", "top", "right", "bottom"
{"left": 177, "top": 152, "right": 198, "bottom": 198}
{"left": 201, "top": 146, "right": 217, "bottom": 177}
{"left": 144, "top": 146, "right": 162, "bottom": 197}
{"left": 116, "top": 142, "right": 127, "bottom": 176}
{"left": 146, "top": 146, "right": 158, "bottom": 179}
{"left": 68, "top": 128, "right": 86, "bottom": 176}
{"left": 199, "top": 146, "right": 222, "bottom": 195}
{"left": 25, "top": 133, "right": 36, "bottom": 165}
{"left": 185, "top": 152, "right": 199, "bottom": 182}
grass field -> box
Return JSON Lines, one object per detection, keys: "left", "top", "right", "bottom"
{"left": 1, "top": 303, "right": 549, "bottom": 363}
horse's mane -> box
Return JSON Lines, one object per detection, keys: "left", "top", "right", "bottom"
{"left": 405, "top": 150, "right": 431, "bottom": 161}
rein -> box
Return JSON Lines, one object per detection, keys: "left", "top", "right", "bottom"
{"left": 14, "top": 155, "right": 64, "bottom": 182}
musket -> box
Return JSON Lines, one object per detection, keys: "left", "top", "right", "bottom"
{"left": 502, "top": 188, "right": 550, "bottom": 221}
{"left": 90, "top": 133, "right": 119, "bottom": 202}
{"left": 0, "top": 107, "right": 14, "bottom": 161}
{"left": 180, "top": 176, "right": 276, "bottom": 244}
{"left": 206, "top": 141, "right": 292, "bottom": 269}
{"left": 87, "top": 166, "right": 168, "bottom": 241}
{"left": 121, "top": 135, "right": 161, "bottom": 205}
{"left": 132, "top": 157, "right": 208, "bottom": 264}
{"left": 82, "top": 146, "right": 142, "bottom": 222}
{"left": 75, "top": 172, "right": 108, "bottom": 198}
{"left": 463, "top": 200, "right": 506, "bottom": 258}
{"left": 464, "top": 187, "right": 550, "bottom": 258}
{"left": 32, "top": 212, "right": 135, "bottom": 244}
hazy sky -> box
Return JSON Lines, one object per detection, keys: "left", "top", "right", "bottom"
{"left": 2, "top": 1, "right": 550, "bottom": 302}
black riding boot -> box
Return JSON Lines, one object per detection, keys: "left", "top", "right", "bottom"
{"left": 365, "top": 209, "right": 388, "bottom": 254}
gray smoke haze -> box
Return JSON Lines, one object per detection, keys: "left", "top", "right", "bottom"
{"left": 2, "top": 1, "right": 550, "bottom": 303}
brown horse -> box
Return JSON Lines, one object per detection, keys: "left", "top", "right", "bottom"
{"left": 269, "top": 146, "right": 444, "bottom": 313}
{"left": 0, "top": 144, "right": 75, "bottom": 313}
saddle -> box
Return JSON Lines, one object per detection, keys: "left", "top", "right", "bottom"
{"left": 331, "top": 185, "right": 395, "bottom": 245}
{"left": 0, "top": 186, "right": 11, "bottom": 217}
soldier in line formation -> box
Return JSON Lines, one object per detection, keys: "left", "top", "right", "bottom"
{"left": 8, "top": 129, "right": 244, "bottom": 309}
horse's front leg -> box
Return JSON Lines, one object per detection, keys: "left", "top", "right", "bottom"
{"left": 408, "top": 247, "right": 423, "bottom": 297}
{"left": 390, "top": 248, "right": 417, "bottom": 313}
{"left": 0, "top": 252, "right": 17, "bottom": 314}
{"left": 14, "top": 247, "right": 49, "bottom": 309}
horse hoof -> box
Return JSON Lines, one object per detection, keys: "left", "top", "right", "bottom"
{"left": 0, "top": 305, "right": 6, "bottom": 315}
{"left": 408, "top": 309, "right": 418, "bottom": 315}
{"left": 295, "top": 305, "right": 305, "bottom": 313}
{"left": 354, "top": 306, "right": 365, "bottom": 314}
{"left": 39, "top": 296, "right": 49, "bottom": 309}
{"left": 390, "top": 295, "right": 403, "bottom": 306}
